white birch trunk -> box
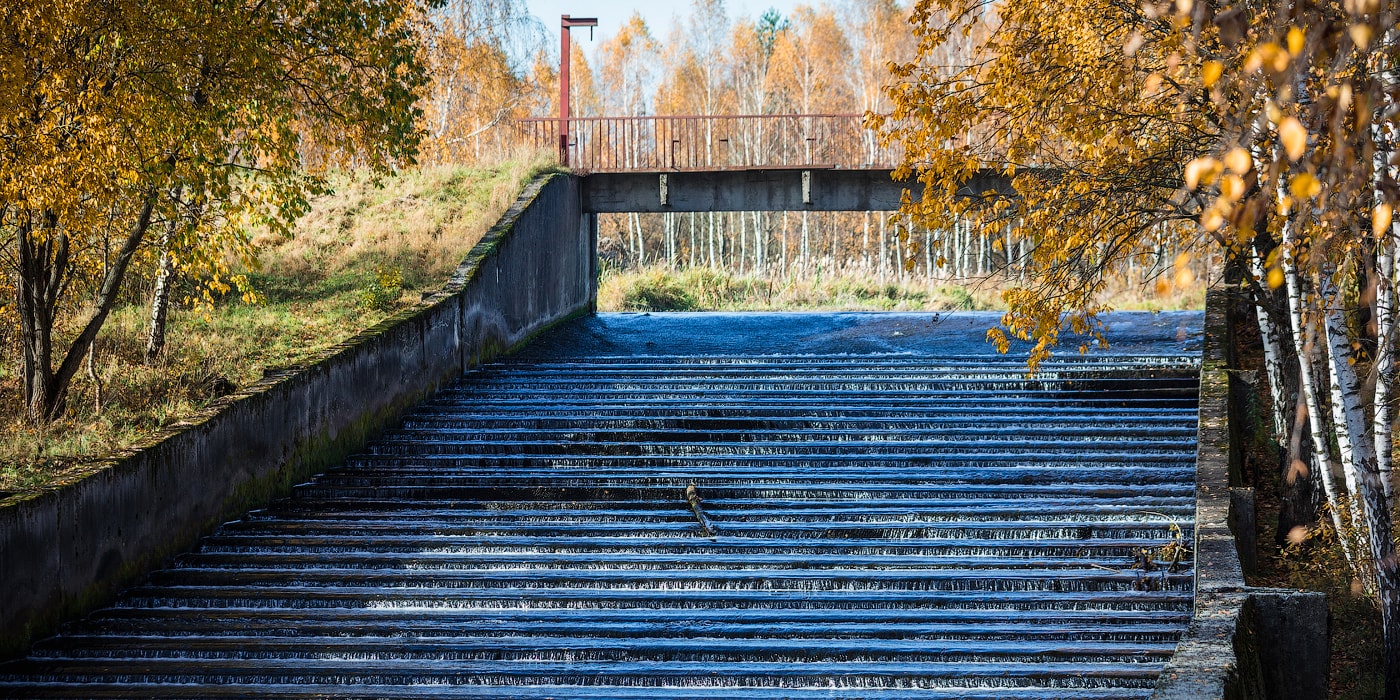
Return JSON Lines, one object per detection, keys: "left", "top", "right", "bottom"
{"left": 1374, "top": 31, "right": 1398, "bottom": 506}
{"left": 879, "top": 215, "right": 888, "bottom": 283}
{"left": 1324, "top": 286, "right": 1372, "bottom": 552}
{"left": 1377, "top": 233, "right": 1396, "bottom": 504}
{"left": 1250, "top": 249, "right": 1290, "bottom": 439}
{"left": 1285, "top": 245, "right": 1354, "bottom": 564}
{"left": 1322, "top": 269, "right": 1400, "bottom": 641}
{"left": 781, "top": 211, "right": 789, "bottom": 276}
{"left": 801, "top": 211, "right": 810, "bottom": 272}
{"left": 741, "top": 212, "right": 749, "bottom": 275}
{"left": 863, "top": 212, "right": 871, "bottom": 272}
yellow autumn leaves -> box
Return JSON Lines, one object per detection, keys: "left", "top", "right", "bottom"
{"left": 880, "top": 0, "right": 1399, "bottom": 368}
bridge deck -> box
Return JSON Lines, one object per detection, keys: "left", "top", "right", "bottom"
{"left": 0, "top": 312, "right": 1202, "bottom": 698}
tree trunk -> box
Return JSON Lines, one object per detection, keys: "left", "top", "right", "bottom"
{"left": 739, "top": 211, "right": 747, "bottom": 275}
{"left": 1279, "top": 387, "right": 1320, "bottom": 543}
{"left": 863, "top": 212, "right": 871, "bottom": 271}
{"left": 1376, "top": 230, "right": 1395, "bottom": 505}
{"left": 87, "top": 342, "right": 104, "bottom": 415}
{"left": 18, "top": 189, "right": 158, "bottom": 422}
{"left": 781, "top": 211, "right": 789, "bottom": 275}
{"left": 16, "top": 214, "right": 62, "bottom": 422}
{"left": 1322, "top": 270, "right": 1400, "bottom": 698}
{"left": 1249, "top": 249, "right": 1290, "bottom": 439}
{"left": 801, "top": 211, "right": 810, "bottom": 272}
{"left": 145, "top": 214, "right": 180, "bottom": 363}
{"left": 879, "top": 215, "right": 888, "bottom": 282}
{"left": 1285, "top": 245, "right": 1353, "bottom": 563}
{"left": 1374, "top": 30, "right": 1398, "bottom": 508}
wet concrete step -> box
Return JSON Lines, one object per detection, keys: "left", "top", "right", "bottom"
{"left": 240, "top": 507, "right": 1194, "bottom": 528}
{"left": 430, "top": 389, "right": 1198, "bottom": 404}
{"left": 280, "top": 483, "right": 1195, "bottom": 502}
{"left": 0, "top": 339, "right": 1199, "bottom": 697}
{"left": 409, "top": 404, "right": 1200, "bottom": 417}
{"left": 342, "top": 453, "right": 1197, "bottom": 469}
{"left": 140, "top": 565, "right": 1194, "bottom": 591}
{"left": 108, "top": 585, "right": 1193, "bottom": 611}
{"left": 305, "top": 470, "right": 1197, "bottom": 488}
{"left": 373, "top": 428, "right": 1198, "bottom": 445}
{"left": 216, "top": 519, "right": 1192, "bottom": 539}
{"left": 358, "top": 440, "right": 1195, "bottom": 458}
{"left": 487, "top": 355, "right": 1198, "bottom": 372}
{"left": 473, "top": 368, "right": 1198, "bottom": 381}
{"left": 0, "top": 658, "right": 1169, "bottom": 687}
{"left": 313, "top": 461, "right": 1198, "bottom": 479}
{"left": 0, "top": 683, "right": 1166, "bottom": 698}
{"left": 398, "top": 415, "right": 1196, "bottom": 430}
{"left": 448, "top": 381, "right": 1200, "bottom": 396}
{"left": 27, "top": 635, "right": 1179, "bottom": 663}
{"left": 261, "top": 498, "right": 1195, "bottom": 515}
{"left": 171, "top": 551, "right": 1191, "bottom": 573}
{"left": 73, "top": 608, "right": 1190, "bottom": 638}
{"left": 195, "top": 534, "right": 1190, "bottom": 558}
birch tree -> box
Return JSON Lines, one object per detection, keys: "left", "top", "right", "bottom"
{"left": 420, "top": 0, "right": 545, "bottom": 163}
{"left": 876, "top": 0, "right": 1400, "bottom": 693}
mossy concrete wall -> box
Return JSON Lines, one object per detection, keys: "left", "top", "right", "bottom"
{"left": 0, "top": 172, "right": 595, "bottom": 659}
{"left": 1152, "top": 288, "right": 1328, "bottom": 700}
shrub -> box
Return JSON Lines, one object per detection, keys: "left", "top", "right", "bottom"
{"left": 359, "top": 266, "right": 403, "bottom": 311}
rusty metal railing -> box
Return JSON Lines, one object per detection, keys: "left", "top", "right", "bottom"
{"left": 514, "top": 114, "right": 901, "bottom": 172}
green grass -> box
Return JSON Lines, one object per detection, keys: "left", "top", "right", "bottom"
{"left": 0, "top": 156, "right": 552, "bottom": 496}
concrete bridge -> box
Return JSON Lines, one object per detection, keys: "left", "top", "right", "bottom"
{"left": 0, "top": 173, "right": 1325, "bottom": 698}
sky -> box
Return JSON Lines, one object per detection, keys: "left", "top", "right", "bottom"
{"left": 524, "top": 0, "right": 803, "bottom": 60}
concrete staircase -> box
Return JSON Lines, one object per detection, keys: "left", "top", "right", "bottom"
{"left": 0, "top": 315, "right": 1200, "bottom": 699}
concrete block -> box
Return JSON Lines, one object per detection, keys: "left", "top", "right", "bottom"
{"left": 1250, "top": 590, "right": 1329, "bottom": 700}
{"left": 1230, "top": 487, "right": 1257, "bottom": 576}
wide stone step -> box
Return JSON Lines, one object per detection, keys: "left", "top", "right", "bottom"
{"left": 141, "top": 567, "right": 1193, "bottom": 595}
{"left": 109, "top": 586, "right": 1193, "bottom": 611}
{"left": 397, "top": 415, "right": 1196, "bottom": 430}
{"left": 28, "top": 635, "right": 1179, "bottom": 664}
{"left": 313, "top": 463, "right": 1199, "bottom": 481}
{"left": 342, "top": 454, "right": 1197, "bottom": 469}
{"left": 219, "top": 519, "right": 1191, "bottom": 539}
{"left": 359, "top": 439, "right": 1194, "bottom": 457}
{"left": 0, "top": 682, "right": 1164, "bottom": 699}
{"left": 0, "top": 658, "right": 1169, "bottom": 688}
{"left": 194, "top": 534, "right": 1190, "bottom": 558}
{"left": 0, "top": 325, "right": 1201, "bottom": 698}
{"left": 430, "top": 389, "right": 1197, "bottom": 403}
{"left": 72, "top": 607, "right": 1190, "bottom": 639}
{"left": 449, "top": 380, "right": 1199, "bottom": 395}
{"left": 379, "top": 426, "right": 1199, "bottom": 442}
{"left": 408, "top": 404, "right": 1200, "bottom": 418}
{"left": 281, "top": 483, "right": 1195, "bottom": 502}
{"left": 172, "top": 551, "right": 1192, "bottom": 573}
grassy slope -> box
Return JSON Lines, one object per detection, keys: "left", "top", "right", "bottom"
{"left": 0, "top": 157, "right": 549, "bottom": 494}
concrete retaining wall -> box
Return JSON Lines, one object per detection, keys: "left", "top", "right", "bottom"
{"left": 0, "top": 172, "right": 595, "bottom": 658}
{"left": 1152, "top": 288, "right": 1328, "bottom": 700}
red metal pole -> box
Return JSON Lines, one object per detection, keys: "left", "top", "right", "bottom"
{"left": 559, "top": 17, "right": 570, "bottom": 165}
{"left": 559, "top": 15, "right": 597, "bottom": 168}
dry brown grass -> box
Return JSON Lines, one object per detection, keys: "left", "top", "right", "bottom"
{"left": 597, "top": 265, "right": 1205, "bottom": 313}
{"left": 256, "top": 153, "right": 553, "bottom": 290}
